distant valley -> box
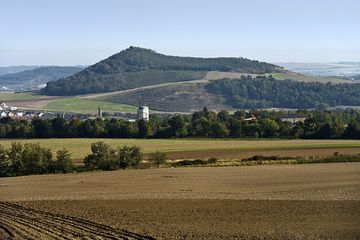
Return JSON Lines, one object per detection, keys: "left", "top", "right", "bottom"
{"left": 276, "top": 62, "right": 360, "bottom": 79}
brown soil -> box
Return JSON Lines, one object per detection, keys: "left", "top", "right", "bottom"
{"left": 1, "top": 163, "right": 359, "bottom": 239}
{"left": 19, "top": 199, "right": 360, "bottom": 240}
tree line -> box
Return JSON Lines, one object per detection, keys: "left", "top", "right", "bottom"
{"left": 0, "top": 108, "right": 359, "bottom": 139}
{"left": 0, "top": 141, "right": 143, "bottom": 177}
{"left": 206, "top": 76, "right": 360, "bottom": 109}
{"left": 0, "top": 143, "right": 73, "bottom": 177}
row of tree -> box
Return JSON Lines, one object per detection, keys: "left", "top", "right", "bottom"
{"left": 206, "top": 76, "right": 360, "bottom": 109}
{"left": 0, "top": 141, "right": 144, "bottom": 177}
{"left": 0, "top": 143, "right": 73, "bottom": 177}
{"left": 0, "top": 108, "right": 359, "bottom": 139}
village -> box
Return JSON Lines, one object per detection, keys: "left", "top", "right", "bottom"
{"left": 0, "top": 101, "right": 151, "bottom": 122}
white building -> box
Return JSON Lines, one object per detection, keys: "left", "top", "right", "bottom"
{"left": 137, "top": 106, "right": 149, "bottom": 121}
{"left": 280, "top": 116, "right": 307, "bottom": 124}
{"left": 0, "top": 102, "right": 8, "bottom": 109}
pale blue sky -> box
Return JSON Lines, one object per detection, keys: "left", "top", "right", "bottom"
{"left": 1, "top": 0, "right": 359, "bottom": 66}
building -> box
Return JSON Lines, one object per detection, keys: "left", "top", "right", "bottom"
{"left": 0, "top": 101, "right": 8, "bottom": 108}
{"left": 98, "top": 106, "right": 103, "bottom": 118}
{"left": 137, "top": 105, "right": 149, "bottom": 121}
{"left": 280, "top": 116, "right": 307, "bottom": 124}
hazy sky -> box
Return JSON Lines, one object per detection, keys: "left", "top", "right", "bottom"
{"left": 1, "top": 0, "right": 359, "bottom": 66}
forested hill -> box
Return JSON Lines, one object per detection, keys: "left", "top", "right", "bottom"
{"left": 42, "top": 46, "right": 283, "bottom": 95}
{"left": 206, "top": 76, "right": 360, "bottom": 109}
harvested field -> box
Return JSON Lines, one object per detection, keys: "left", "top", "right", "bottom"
{"left": 0, "top": 202, "right": 154, "bottom": 240}
{"left": 1, "top": 163, "right": 359, "bottom": 239}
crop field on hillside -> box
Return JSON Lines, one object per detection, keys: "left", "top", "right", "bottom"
{"left": 270, "top": 71, "right": 352, "bottom": 83}
{"left": 44, "top": 98, "right": 137, "bottom": 113}
{"left": 1, "top": 163, "right": 359, "bottom": 239}
{"left": 0, "top": 138, "right": 359, "bottom": 163}
{"left": 0, "top": 91, "right": 40, "bottom": 101}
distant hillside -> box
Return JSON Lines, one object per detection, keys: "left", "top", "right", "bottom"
{"left": 0, "top": 66, "right": 84, "bottom": 91}
{"left": 43, "top": 46, "right": 283, "bottom": 95}
{"left": 0, "top": 66, "right": 40, "bottom": 76}
{"left": 206, "top": 76, "right": 360, "bottom": 109}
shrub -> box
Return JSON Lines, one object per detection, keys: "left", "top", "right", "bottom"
{"left": 0, "top": 142, "right": 72, "bottom": 177}
{"left": 8, "top": 142, "right": 24, "bottom": 174}
{"left": 84, "top": 141, "right": 117, "bottom": 170}
{"left": 54, "top": 149, "right": 73, "bottom": 173}
{"left": 149, "top": 151, "right": 167, "bottom": 166}
{"left": 0, "top": 145, "right": 10, "bottom": 177}
{"left": 244, "top": 155, "right": 296, "bottom": 161}
{"left": 21, "top": 143, "right": 53, "bottom": 175}
{"left": 117, "top": 145, "right": 143, "bottom": 169}
{"left": 172, "top": 158, "right": 217, "bottom": 167}
{"left": 207, "top": 157, "right": 218, "bottom": 164}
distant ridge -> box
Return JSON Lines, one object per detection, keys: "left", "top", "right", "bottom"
{"left": 43, "top": 46, "right": 283, "bottom": 95}
{"left": 0, "top": 66, "right": 84, "bottom": 91}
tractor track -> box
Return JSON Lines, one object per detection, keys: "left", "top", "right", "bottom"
{"left": 0, "top": 202, "right": 155, "bottom": 240}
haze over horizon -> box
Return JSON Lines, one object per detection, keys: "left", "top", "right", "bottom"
{"left": 1, "top": 0, "right": 359, "bottom": 66}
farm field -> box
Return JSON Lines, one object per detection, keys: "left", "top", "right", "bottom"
{"left": 0, "top": 163, "right": 359, "bottom": 239}
{"left": 0, "top": 91, "right": 40, "bottom": 101}
{"left": 44, "top": 98, "right": 137, "bottom": 113}
{"left": 270, "top": 71, "right": 353, "bottom": 83}
{"left": 0, "top": 138, "right": 359, "bottom": 163}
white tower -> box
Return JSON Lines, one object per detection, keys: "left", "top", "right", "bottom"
{"left": 138, "top": 106, "right": 149, "bottom": 121}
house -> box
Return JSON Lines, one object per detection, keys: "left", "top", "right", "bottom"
{"left": 7, "top": 112, "right": 15, "bottom": 117}
{"left": 16, "top": 111, "right": 24, "bottom": 117}
{"left": 244, "top": 115, "right": 257, "bottom": 121}
{"left": 0, "top": 111, "right": 7, "bottom": 117}
{"left": 280, "top": 116, "right": 307, "bottom": 124}
{"left": 0, "top": 102, "right": 8, "bottom": 109}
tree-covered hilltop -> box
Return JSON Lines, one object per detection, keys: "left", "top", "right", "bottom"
{"left": 42, "top": 46, "right": 283, "bottom": 95}
{"left": 206, "top": 76, "right": 360, "bottom": 109}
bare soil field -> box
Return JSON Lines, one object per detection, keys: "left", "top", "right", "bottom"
{"left": 1, "top": 163, "right": 359, "bottom": 239}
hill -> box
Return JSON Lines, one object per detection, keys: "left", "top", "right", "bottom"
{"left": 0, "top": 66, "right": 40, "bottom": 76}
{"left": 206, "top": 76, "right": 360, "bottom": 109}
{"left": 0, "top": 66, "right": 84, "bottom": 91}
{"left": 42, "top": 46, "right": 283, "bottom": 95}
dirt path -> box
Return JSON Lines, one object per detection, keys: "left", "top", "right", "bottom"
{"left": 0, "top": 202, "right": 155, "bottom": 240}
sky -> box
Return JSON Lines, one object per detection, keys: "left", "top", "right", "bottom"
{"left": 1, "top": 0, "right": 359, "bottom": 66}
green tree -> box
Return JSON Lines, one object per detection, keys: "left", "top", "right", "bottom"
{"left": 117, "top": 145, "right": 142, "bottom": 168}
{"left": 84, "top": 141, "right": 117, "bottom": 170}
{"left": 54, "top": 149, "right": 73, "bottom": 173}
{"left": 8, "top": 142, "right": 24, "bottom": 175}
{"left": 259, "top": 118, "right": 280, "bottom": 137}
{"left": 138, "top": 119, "right": 151, "bottom": 138}
{"left": 0, "top": 145, "right": 10, "bottom": 177}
